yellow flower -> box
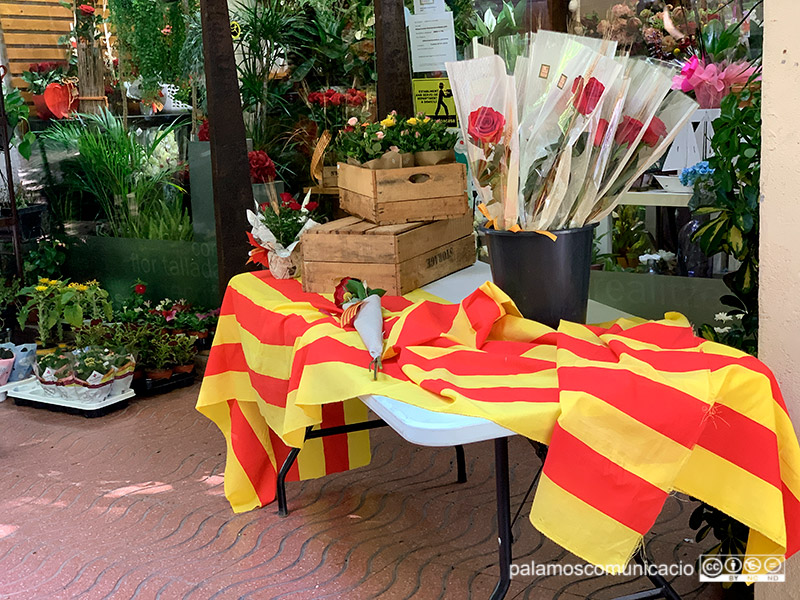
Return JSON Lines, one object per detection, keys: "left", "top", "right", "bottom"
{"left": 380, "top": 116, "right": 396, "bottom": 127}
{"left": 39, "top": 277, "right": 48, "bottom": 283}
{"left": 84, "top": 280, "right": 98, "bottom": 286}
{"left": 35, "top": 285, "right": 48, "bottom": 292}
{"left": 423, "top": 117, "right": 431, "bottom": 123}
{"left": 407, "top": 117, "right": 419, "bottom": 126}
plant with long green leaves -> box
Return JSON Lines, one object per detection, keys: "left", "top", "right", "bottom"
{"left": 689, "top": 88, "right": 760, "bottom": 355}
{"left": 42, "top": 109, "right": 190, "bottom": 240}
{"left": 3, "top": 86, "right": 36, "bottom": 160}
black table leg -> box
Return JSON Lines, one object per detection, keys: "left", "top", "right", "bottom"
{"left": 455, "top": 444, "right": 467, "bottom": 483}
{"left": 277, "top": 446, "right": 302, "bottom": 517}
{"left": 490, "top": 436, "right": 512, "bottom": 600}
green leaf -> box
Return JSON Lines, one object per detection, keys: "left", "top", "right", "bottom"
{"left": 345, "top": 279, "right": 366, "bottom": 299}
{"left": 369, "top": 288, "right": 386, "bottom": 297}
{"left": 62, "top": 303, "right": 83, "bottom": 327}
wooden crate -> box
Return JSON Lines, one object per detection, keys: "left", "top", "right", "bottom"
{"left": 322, "top": 166, "right": 338, "bottom": 188}
{"left": 337, "top": 162, "right": 469, "bottom": 225}
{"left": 302, "top": 214, "right": 475, "bottom": 295}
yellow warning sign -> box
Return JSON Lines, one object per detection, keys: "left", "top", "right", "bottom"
{"left": 412, "top": 78, "right": 458, "bottom": 127}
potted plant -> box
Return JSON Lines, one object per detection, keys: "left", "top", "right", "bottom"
{"left": 108, "top": 350, "right": 136, "bottom": 395}
{"left": 73, "top": 347, "right": 115, "bottom": 402}
{"left": 171, "top": 334, "right": 197, "bottom": 374}
{"left": 18, "top": 279, "right": 66, "bottom": 351}
{"left": 142, "top": 331, "right": 174, "bottom": 380}
{"left": 404, "top": 113, "right": 458, "bottom": 166}
{"left": 20, "top": 62, "right": 73, "bottom": 119}
{"left": 35, "top": 351, "right": 74, "bottom": 397}
{"left": 0, "top": 347, "right": 14, "bottom": 388}
{"left": 245, "top": 191, "right": 321, "bottom": 279}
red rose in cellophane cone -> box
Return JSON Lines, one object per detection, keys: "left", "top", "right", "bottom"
{"left": 333, "top": 277, "right": 386, "bottom": 379}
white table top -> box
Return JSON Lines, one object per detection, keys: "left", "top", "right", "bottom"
{"left": 360, "top": 262, "right": 633, "bottom": 447}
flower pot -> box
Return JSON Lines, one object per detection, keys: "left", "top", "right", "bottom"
{"left": 173, "top": 363, "right": 195, "bottom": 374}
{"left": 145, "top": 368, "right": 173, "bottom": 380}
{"left": 32, "top": 94, "right": 55, "bottom": 120}
{"left": 188, "top": 330, "right": 209, "bottom": 339}
{"left": 481, "top": 224, "right": 597, "bottom": 329}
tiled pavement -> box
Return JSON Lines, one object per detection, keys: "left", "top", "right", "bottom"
{"left": 0, "top": 384, "right": 723, "bottom": 600}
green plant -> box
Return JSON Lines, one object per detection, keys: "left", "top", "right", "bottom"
{"left": 108, "top": 0, "right": 193, "bottom": 102}
{"left": 0, "top": 276, "right": 20, "bottom": 315}
{"left": 74, "top": 321, "right": 112, "bottom": 348}
{"left": 38, "top": 352, "right": 73, "bottom": 374}
{"left": 405, "top": 114, "right": 458, "bottom": 153}
{"left": 690, "top": 89, "right": 760, "bottom": 355}
{"left": 170, "top": 333, "right": 197, "bottom": 366}
{"left": 610, "top": 205, "right": 654, "bottom": 266}
{"left": 138, "top": 329, "right": 173, "bottom": 370}
{"left": 257, "top": 191, "right": 321, "bottom": 248}
{"left": 73, "top": 348, "right": 112, "bottom": 381}
{"left": 18, "top": 279, "right": 66, "bottom": 346}
{"left": 42, "top": 110, "right": 190, "bottom": 240}
{"left": 468, "top": 0, "right": 527, "bottom": 50}
{"left": 3, "top": 87, "right": 36, "bottom": 160}
{"left": 22, "top": 237, "right": 68, "bottom": 285}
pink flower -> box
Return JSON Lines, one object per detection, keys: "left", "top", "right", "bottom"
{"left": 672, "top": 55, "right": 700, "bottom": 94}
{"left": 375, "top": 131, "right": 385, "bottom": 140}
{"left": 722, "top": 61, "right": 760, "bottom": 89}
{"left": 161, "top": 25, "right": 172, "bottom": 35}
{"left": 389, "top": 145, "right": 399, "bottom": 152}
{"left": 347, "top": 116, "right": 358, "bottom": 126}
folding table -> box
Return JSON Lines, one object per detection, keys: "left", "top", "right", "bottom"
{"left": 275, "top": 262, "right": 681, "bottom": 600}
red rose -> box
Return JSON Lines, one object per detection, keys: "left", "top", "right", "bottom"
{"left": 575, "top": 77, "right": 605, "bottom": 116}
{"left": 134, "top": 284, "right": 146, "bottom": 295}
{"left": 78, "top": 4, "right": 95, "bottom": 15}
{"left": 615, "top": 116, "right": 644, "bottom": 146}
{"left": 308, "top": 92, "right": 321, "bottom": 104}
{"left": 342, "top": 125, "right": 354, "bottom": 133}
{"left": 259, "top": 202, "right": 269, "bottom": 211}
{"left": 641, "top": 116, "right": 667, "bottom": 147}
{"left": 594, "top": 119, "right": 609, "bottom": 147}
{"left": 248, "top": 150, "right": 276, "bottom": 183}
{"left": 329, "top": 92, "right": 345, "bottom": 106}
{"left": 305, "top": 201, "right": 318, "bottom": 211}
{"left": 198, "top": 119, "right": 209, "bottom": 141}
{"left": 279, "top": 192, "right": 294, "bottom": 206}
{"left": 334, "top": 277, "right": 358, "bottom": 308}
{"left": 288, "top": 201, "right": 302, "bottom": 211}
{"left": 345, "top": 89, "right": 366, "bottom": 107}
{"left": 467, "top": 106, "right": 505, "bottom": 145}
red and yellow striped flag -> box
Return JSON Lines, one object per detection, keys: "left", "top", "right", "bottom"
{"left": 197, "top": 272, "right": 800, "bottom": 571}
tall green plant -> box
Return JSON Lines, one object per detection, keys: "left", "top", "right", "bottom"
{"left": 690, "top": 89, "right": 760, "bottom": 355}
{"left": 42, "top": 110, "right": 190, "bottom": 241}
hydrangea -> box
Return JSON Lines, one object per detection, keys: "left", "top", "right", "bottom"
{"left": 679, "top": 161, "right": 715, "bottom": 187}
{"left": 142, "top": 132, "right": 180, "bottom": 179}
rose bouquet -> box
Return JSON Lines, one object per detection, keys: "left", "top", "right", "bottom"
{"left": 446, "top": 32, "right": 698, "bottom": 232}
{"left": 21, "top": 62, "right": 69, "bottom": 95}
{"left": 246, "top": 191, "right": 321, "bottom": 279}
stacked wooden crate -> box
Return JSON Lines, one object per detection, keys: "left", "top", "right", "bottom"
{"left": 302, "top": 161, "right": 475, "bottom": 295}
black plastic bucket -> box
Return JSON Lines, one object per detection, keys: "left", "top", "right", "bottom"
{"left": 482, "top": 223, "right": 598, "bottom": 328}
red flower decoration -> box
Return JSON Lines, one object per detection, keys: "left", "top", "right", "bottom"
{"left": 197, "top": 119, "right": 209, "bottom": 141}
{"left": 134, "top": 283, "right": 147, "bottom": 295}
{"left": 279, "top": 192, "right": 294, "bottom": 207}
{"left": 78, "top": 4, "right": 95, "bottom": 15}
{"left": 642, "top": 117, "right": 667, "bottom": 147}
{"left": 615, "top": 116, "right": 644, "bottom": 146}
{"left": 245, "top": 231, "right": 269, "bottom": 267}
{"left": 467, "top": 107, "right": 505, "bottom": 146}
{"left": 345, "top": 88, "right": 367, "bottom": 107}
{"left": 288, "top": 201, "right": 302, "bottom": 211}
{"left": 334, "top": 277, "right": 358, "bottom": 308}
{"left": 248, "top": 150, "right": 277, "bottom": 184}
{"left": 594, "top": 119, "right": 609, "bottom": 147}
{"left": 305, "top": 201, "right": 319, "bottom": 211}
{"left": 574, "top": 77, "right": 605, "bottom": 116}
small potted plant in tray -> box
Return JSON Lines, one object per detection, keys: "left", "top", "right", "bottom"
{"left": 108, "top": 350, "right": 136, "bottom": 396}
{"left": 143, "top": 332, "right": 174, "bottom": 380}
{"left": 73, "top": 348, "right": 115, "bottom": 403}
{"left": 171, "top": 334, "right": 198, "bottom": 375}
{"left": 35, "top": 352, "right": 74, "bottom": 398}
{"left": 0, "top": 347, "right": 15, "bottom": 388}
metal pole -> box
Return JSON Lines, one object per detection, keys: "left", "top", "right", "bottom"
{"left": 490, "top": 436, "right": 512, "bottom": 600}
{"left": 0, "top": 66, "right": 23, "bottom": 278}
